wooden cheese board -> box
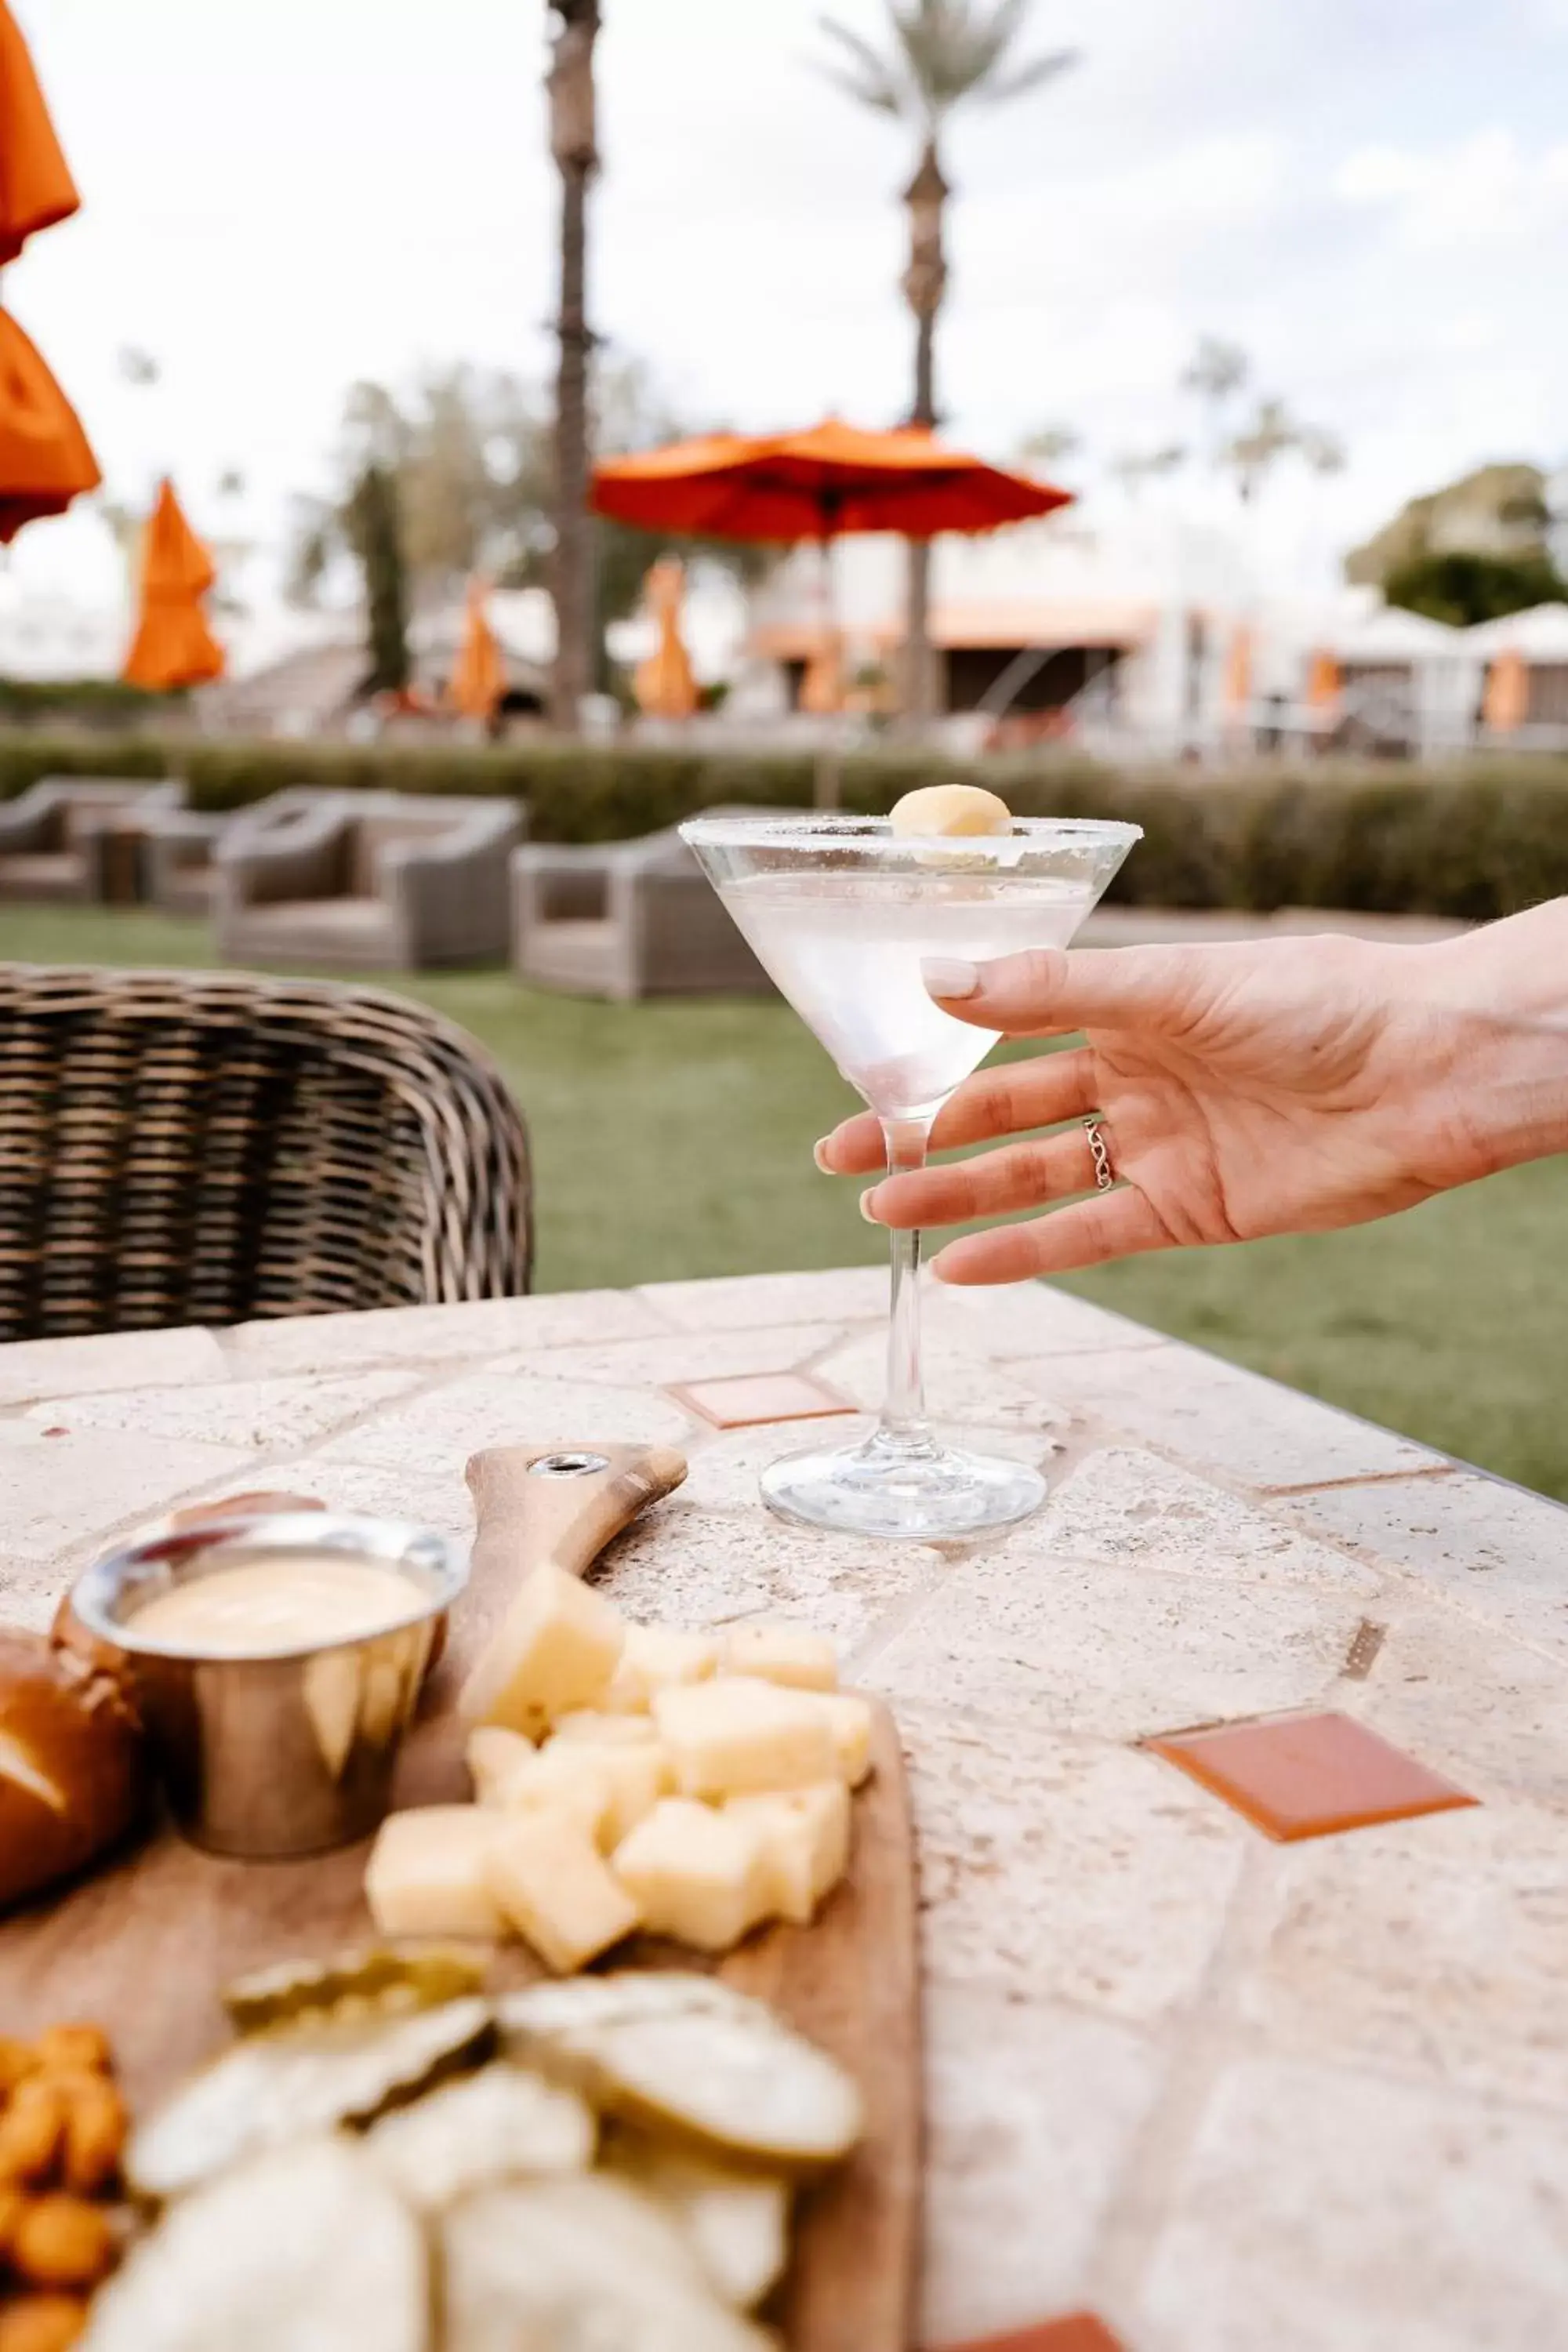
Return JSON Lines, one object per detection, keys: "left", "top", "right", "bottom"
{"left": 0, "top": 1443, "right": 922, "bottom": 2352}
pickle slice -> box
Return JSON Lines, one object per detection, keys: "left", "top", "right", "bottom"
{"left": 364, "top": 2063, "right": 595, "bottom": 2209}
{"left": 499, "top": 1973, "right": 861, "bottom": 2175}
{"left": 223, "top": 1946, "right": 488, "bottom": 2034}
{"left": 441, "top": 2173, "right": 776, "bottom": 2352}
{"left": 82, "top": 2136, "right": 427, "bottom": 2351}
{"left": 128, "top": 1998, "right": 492, "bottom": 2201}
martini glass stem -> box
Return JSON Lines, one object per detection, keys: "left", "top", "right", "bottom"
{"left": 877, "top": 1113, "right": 935, "bottom": 1453}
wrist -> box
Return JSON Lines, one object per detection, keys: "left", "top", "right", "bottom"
{"left": 1422, "top": 902, "right": 1568, "bottom": 1178}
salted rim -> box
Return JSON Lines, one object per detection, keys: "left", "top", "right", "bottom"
{"left": 680, "top": 813, "right": 1144, "bottom": 849}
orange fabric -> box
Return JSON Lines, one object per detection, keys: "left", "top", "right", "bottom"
{"left": 633, "top": 557, "right": 698, "bottom": 717}
{"left": 1305, "top": 648, "right": 1340, "bottom": 708}
{"left": 798, "top": 630, "right": 845, "bottom": 716}
{"left": 0, "top": 306, "right": 100, "bottom": 540}
{"left": 0, "top": 0, "right": 80, "bottom": 264}
{"left": 122, "top": 477, "right": 225, "bottom": 689}
{"left": 593, "top": 417, "right": 1072, "bottom": 544}
{"left": 448, "top": 578, "right": 505, "bottom": 720}
{"left": 1222, "top": 625, "right": 1252, "bottom": 714}
{"left": 1483, "top": 647, "right": 1529, "bottom": 734}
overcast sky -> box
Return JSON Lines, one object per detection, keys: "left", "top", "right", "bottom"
{"left": 7, "top": 0, "right": 1567, "bottom": 597}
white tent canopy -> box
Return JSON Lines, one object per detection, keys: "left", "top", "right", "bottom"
{"left": 1464, "top": 602, "right": 1568, "bottom": 659}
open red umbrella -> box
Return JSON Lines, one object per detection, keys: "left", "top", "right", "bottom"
{"left": 0, "top": 307, "right": 100, "bottom": 542}
{"left": 0, "top": 0, "right": 80, "bottom": 264}
{"left": 593, "top": 417, "right": 1069, "bottom": 543}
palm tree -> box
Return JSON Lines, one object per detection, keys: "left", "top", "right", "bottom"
{"left": 546, "top": 0, "right": 601, "bottom": 733}
{"left": 1181, "top": 335, "right": 1249, "bottom": 467}
{"left": 1223, "top": 396, "right": 1344, "bottom": 506}
{"left": 818, "top": 2, "right": 1076, "bottom": 727}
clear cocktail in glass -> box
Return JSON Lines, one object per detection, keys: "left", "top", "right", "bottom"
{"left": 681, "top": 813, "right": 1141, "bottom": 1539}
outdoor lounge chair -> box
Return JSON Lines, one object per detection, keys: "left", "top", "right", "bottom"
{"left": 143, "top": 808, "right": 233, "bottom": 915}
{"left": 0, "top": 777, "right": 186, "bottom": 905}
{"left": 213, "top": 789, "right": 524, "bottom": 971}
{"left": 510, "top": 810, "right": 789, "bottom": 1000}
{"left": 0, "top": 962, "right": 532, "bottom": 1341}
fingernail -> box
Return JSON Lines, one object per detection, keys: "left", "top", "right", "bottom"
{"left": 813, "top": 1138, "right": 833, "bottom": 1174}
{"left": 922, "top": 957, "right": 979, "bottom": 1000}
{"left": 858, "top": 1188, "right": 883, "bottom": 1224}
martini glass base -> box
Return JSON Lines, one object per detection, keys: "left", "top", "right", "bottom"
{"left": 760, "top": 1430, "right": 1047, "bottom": 1541}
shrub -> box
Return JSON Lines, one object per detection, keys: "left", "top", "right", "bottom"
{"left": 0, "top": 732, "right": 1564, "bottom": 919}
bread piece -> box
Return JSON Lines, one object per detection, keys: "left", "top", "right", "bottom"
{"left": 0, "top": 1633, "right": 147, "bottom": 1913}
{"left": 459, "top": 1564, "right": 625, "bottom": 1737}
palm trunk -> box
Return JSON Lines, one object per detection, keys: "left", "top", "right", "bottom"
{"left": 906, "top": 305, "right": 938, "bottom": 727}
{"left": 547, "top": 2, "right": 600, "bottom": 735}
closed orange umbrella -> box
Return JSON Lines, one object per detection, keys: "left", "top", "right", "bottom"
{"left": 633, "top": 557, "right": 698, "bottom": 718}
{"left": 1483, "top": 646, "right": 1529, "bottom": 734}
{"left": 799, "top": 630, "right": 845, "bottom": 717}
{"left": 122, "top": 477, "right": 225, "bottom": 690}
{"left": 1222, "top": 624, "right": 1253, "bottom": 715}
{"left": 593, "top": 418, "right": 1069, "bottom": 543}
{"left": 448, "top": 578, "right": 506, "bottom": 721}
{"left": 0, "top": 307, "right": 100, "bottom": 541}
{"left": 0, "top": 0, "right": 80, "bottom": 264}
{"left": 1305, "top": 647, "right": 1341, "bottom": 708}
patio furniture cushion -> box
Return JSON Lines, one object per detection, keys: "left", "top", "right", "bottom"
{"left": 0, "top": 852, "right": 87, "bottom": 896}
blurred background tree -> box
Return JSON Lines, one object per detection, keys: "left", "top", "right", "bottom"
{"left": 1384, "top": 549, "right": 1566, "bottom": 628}
{"left": 342, "top": 462, "right": 410, "bottom": 692}
{"left": 818, "top": 0, "right": 1078, "bottom": 726}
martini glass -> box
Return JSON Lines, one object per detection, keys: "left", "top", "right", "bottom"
{"left": 680, "top": 813, "right": 1141, "bottom": 1538}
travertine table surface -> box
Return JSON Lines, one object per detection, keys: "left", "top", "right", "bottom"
{"left": 2, "top": 1270, "right": 1565, "bottom": 2351}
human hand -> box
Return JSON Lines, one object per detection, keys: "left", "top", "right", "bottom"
{"left": 815, "top": 930, "right": 1540, "bottom": 1284}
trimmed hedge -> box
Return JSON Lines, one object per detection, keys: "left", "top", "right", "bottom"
{"left": 1, "top": 731, "right": 1565, "bottom": 921}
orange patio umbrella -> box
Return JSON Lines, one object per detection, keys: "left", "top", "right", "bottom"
{"left": 594, "top": 419, "right": 1069, "bottom": 789}
{"left": 448, "top": 578, "right": 506, "bottom": 722}
{"left": 633, "top": 556, "right": 698, "bottom": 719}
{"left": 122, "top": 477, "right": 225, "bottom": 691}
{"left": 1305, "top": 647, "right": 1341, "bottom": 710}
{"left": 799, "top": 630, "right": 846, "bottom": 717}
{"left": 593, "top": 418, "right": 1069, "bottom": 543}
{"left": 1483, "top": 645, "right": 1529, "bottom": 734}
{"left": 1222, "top": 624, "right": 1253, "bottom": 717}
{"left": 0, "top": 0, "right": 80, "bottom": 264}
{"left": 0, "top": 307, "right": 100, "bottom": 541}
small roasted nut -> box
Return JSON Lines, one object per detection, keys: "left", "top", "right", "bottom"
{"left": 0, "top": 2079, "right": 67, "bottom": 2185}
{"left": 0, "top": 2295, "right": 89, "bottom": 2352}
{"left": 60, "top": 2077, "right": 127, "bottom": 2196}
{"left": 10, "top": 2193, "right": 118, "bottom": 2291}
{"left": 0, "top": 2037, "right": 38, "bottom": 2096}
{"left": 32, "top": 2031, "right": 110, "bottom": 2081}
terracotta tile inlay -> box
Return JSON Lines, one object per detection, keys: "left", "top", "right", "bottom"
{"left": 938, "top": 2316, "right": 1127, "bottom": 2352}
{"left": 664, "top": 1370, "right": 858, "bottom": 1432}
{"left": 1146, "top": 1709, "right": 1478, "bottom": 1842}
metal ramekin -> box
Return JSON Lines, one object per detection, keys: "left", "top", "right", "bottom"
{"left": 69, "top": 1512, "right": 468, "bottom": 1860}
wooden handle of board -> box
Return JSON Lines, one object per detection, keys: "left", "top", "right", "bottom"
{"left": 465, "top": 1443, "right": 688, "bottom": 1589}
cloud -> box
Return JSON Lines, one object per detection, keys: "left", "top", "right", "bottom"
{"left": 1335, "top": 128, "right": 1568, "bottom": 248}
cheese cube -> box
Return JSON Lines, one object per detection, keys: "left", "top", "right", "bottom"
{"left": 653, "top": 1677, "right": 839, "bottom": 1799}
{"left": 459, "top": 1562, "right": 626, "bottom": 1737}
{"left": 466, "top": 1725, "right": 538, "bottom": 1804}
{"left": 721, "top": 1623, "right": 838, "bottom": 1692}
{"left": 492, "top": 1741, "right": 616, "bottom": 1842}
{"left": 488, "top": 1810, "right": 642, "bottom": 1974}
{"left": 611, "top": 1799, "right": 771, "bottom": 1952}
{"left": 365, "top": 1806, "right": 503, "bottom": 1940}
{"left": 725, "top": 1781, "right": 852, "bottom": 1925}
{"left": 551, "top": 1710, "right": 662, "bottom": 1747}
{"left": 809, "top": 1692, "right": 875, "bottom": 1788}
{"left": 604, "top": 1624, "right": 722, "bottom": 1714}
{"left": 538, "top": 1733, "right": 671, "bottom": 1849}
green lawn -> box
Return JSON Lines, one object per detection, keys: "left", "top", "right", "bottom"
{"left": 6, "top": 905, "right": 1567, "bottom": 1501}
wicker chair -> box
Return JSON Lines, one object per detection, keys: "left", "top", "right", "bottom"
{"left": 0, "top": 964, "right": 533, "bottom": 1342}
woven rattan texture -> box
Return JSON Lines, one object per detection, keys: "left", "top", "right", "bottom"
{"left": 0, "top": 964, "right": 533, "bottom": 1340}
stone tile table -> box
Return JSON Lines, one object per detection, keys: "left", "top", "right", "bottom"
{"left": 2, "top": 1270, "right": 1566, "bottom": 2352}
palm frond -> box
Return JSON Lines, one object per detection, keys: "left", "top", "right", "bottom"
{"left": 984, "top": 45, "right": 1078, "bottom": 101}
{"left": 816, "top": 14, "right": 908, "bottom": 113}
